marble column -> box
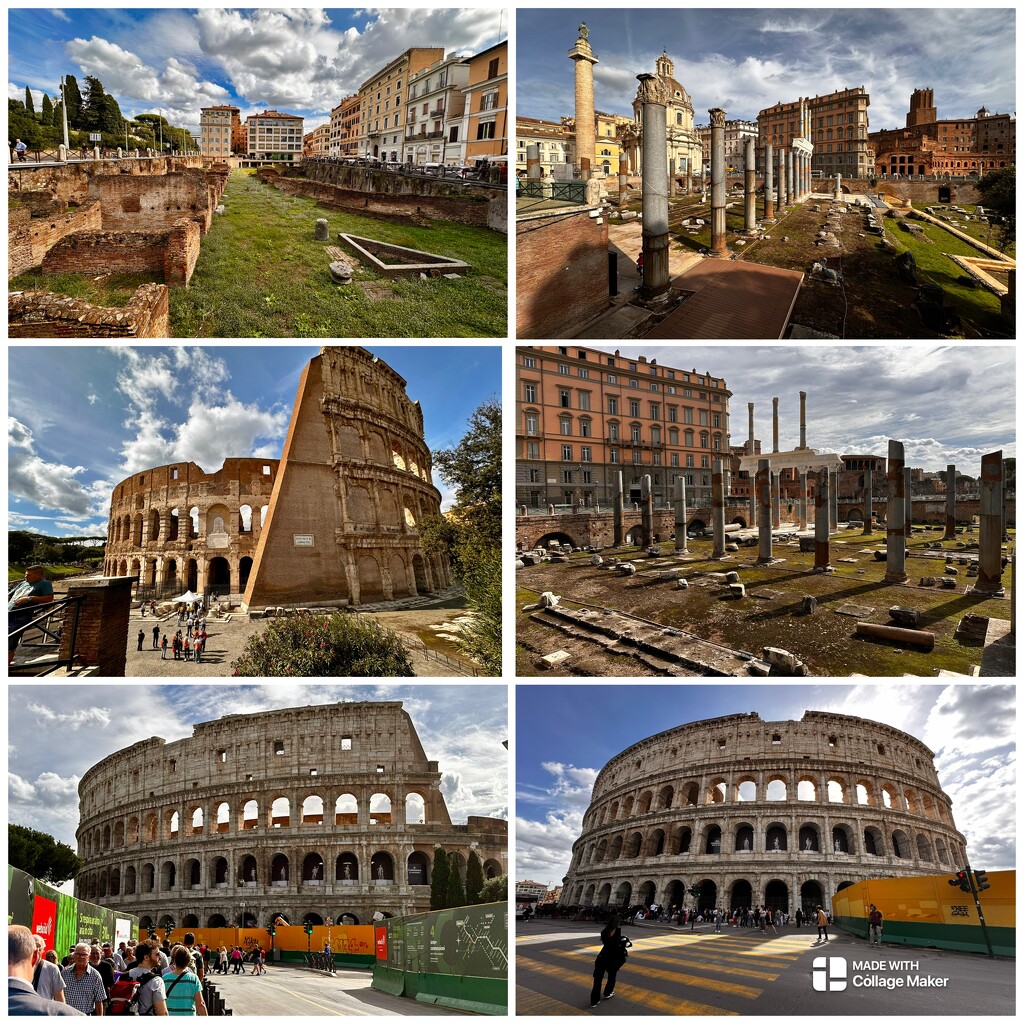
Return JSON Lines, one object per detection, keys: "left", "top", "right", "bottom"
{"left": 834, "top": 173, "right": 842, "bottom": 201}
{"left": 743, "top": 136, "right": 756, "bottom": 233}
{"left": 943, "top": 464, "right": 957, "bottom": 539}
{"left": 674, "top": 477, "right": 688, "bottom": 553}
{"left": 904, "top": 467, "right": 913, "bottom": 541}
{"left": 771, "top": 472, "right": 781, "bottom": 529}
{"left": 799, "top": 471, "right": 808, "bottom": 530}
{"left": 641, "top": 474, "right": 653, "bottom": 547}
{"left": 756, "top": 459, "right": 773, "bottom": 564}
{"left": 613, "top": 470, "right": 624, "bottom": 546}
{"left": 638, "top": 74, "right": 670, "bottom": 303}
{"left": 973, "top": 451, "right": 1005, "bottom": 595}
{"left": 569, "top": 26, "right": 599, "bottom": 181}
{"left": 712, "top": 459, "right": 726, "bottom": 558}
{"left": 885, "top": 440, "right": 908, "bottom": 583}
{"left": 862, "top": 468, "right": 873, "bottom": 535}
{"left": 814, "top": 467, "right": 831, "bottom": 571}
{"left": 829, "top": 470, "right": 839, "bottom": 531}
{"left": 747, "top": 403, "right": 757, "bottom": 526}
{"left": 526, "top": 144, "right": 541, "bottom": 180}
{"left": 786, "top": 149, "right": 795, "bottom": 205}
{"left": 777, "top": 148, "right": 787, "bottom": 208}
{"left": 618, "top": 155, "right": 628, "bottom": 196}
{"left": 709, "top": 108, "right": 729, "bottom": 258}
{"left": 763, "top": 142, "right": 775, "bottom": 220}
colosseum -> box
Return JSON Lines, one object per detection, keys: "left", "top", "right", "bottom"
{"left": 102, "top": 346, "right": 450, "bottom": 610}
{"left": 74, "top": 701, "right": 507, "bottom": 929}
{"left": 561, "top": 711, "right": 967, "bottom": 917}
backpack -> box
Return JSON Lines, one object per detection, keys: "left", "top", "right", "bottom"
{"left": 106, "top": 971, "right": 156, "bottom": 1015}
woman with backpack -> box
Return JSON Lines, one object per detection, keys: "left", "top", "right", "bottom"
{"left": 589, "top": 913, "right": 631, "bottom": 1008}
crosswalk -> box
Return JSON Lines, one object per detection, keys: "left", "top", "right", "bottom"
{"left": 517, "top": 928, "right": 817, "bottom": 1015}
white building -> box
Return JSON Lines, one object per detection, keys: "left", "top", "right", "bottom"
{"left": 404, "top": 52, "right": 471, "bottom": 166}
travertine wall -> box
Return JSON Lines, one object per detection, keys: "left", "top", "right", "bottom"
{"left": 562, "top": 711, "right": 966, "bottom": 915}
{"left": 75, "top": 702, "right": 507, "bottom": 927}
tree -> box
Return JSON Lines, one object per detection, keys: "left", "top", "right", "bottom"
{"left": 9, "top": 531, "right": 36, "bottom": 564}
{"left": 9, "top": 825, "right": 82, "bottom": 885}
{"left": 231, "top": 613, "right": 413, "bottom": 677}
{"left": 80, "top": 75, "right": 107, "bottom": 130}
{"left": 24, "top": 86, "right": 35, "bottom": 117}
{"left": 446, "top": 861, "right": 466, "bottom": 909}
{"left": 423, "top": 396, "right": 502, "bottom": 674}
{"left": 430, "top": 848, "right": 450, "bottom": 910}
{"left": 99, "top": 94, "right": 125, "bottom": 137}
{"left": 465, "top": 850, "right": 484, "bottom": 905}
{"left": 41, "top": 93, "right": 53, "bottom": 127}
{"left": 63, "top": 75, "right": 82, "bottom": 127}
{"left": 975, "top": 166, "right": 1015, "bottom": 250}
{"left": 477, "top": 875, "right": 508, "bottom": 904}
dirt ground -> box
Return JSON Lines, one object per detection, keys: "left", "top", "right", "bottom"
{"left": 517, "top": 526, "right": 1013, "bottom": 678}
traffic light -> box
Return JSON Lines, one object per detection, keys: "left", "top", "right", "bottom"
{"left": 948, "top": 870, "right": 971, "bottom": 892}
{"left": 974, "top": 870, "right": 991, "bottom": 892}
{"left": 304, "top": 921, "right": 313, "bottom": 935}
{"left": 267, "top": 925, "right": 275, "bottom": 937}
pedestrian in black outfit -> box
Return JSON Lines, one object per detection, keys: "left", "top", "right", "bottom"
{"left": 590, "top": 913, "right": 631, "bottom": 1007}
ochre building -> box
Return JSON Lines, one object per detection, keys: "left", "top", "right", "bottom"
{"left": 104, "top": 347, "right": 450, "bottom": 610}
{"left": 74, "top": 702, "right": 507, "bottom": 929}
{"left": 561, "top": 711, "right": 967, "bottom": 918}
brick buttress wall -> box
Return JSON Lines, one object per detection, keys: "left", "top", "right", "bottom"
{"left": 42, "top": 230, "right": 171, "bottom": 277}
{"left": 9, "top": 284, "right": 169, "bottom": 338}
{"left": 58, "top": 577, "right": 135, "bottom": 676}
{"left": 8, "top": 199, "right": 103, "bottom": 278}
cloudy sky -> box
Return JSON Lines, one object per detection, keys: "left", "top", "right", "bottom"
{"left": 8, "top": 345, "right": 500, "bottom": 538}
{"left": 516, "top": 683, "right": 1016, "bottom": 888}
{"left": 8, "top": 7, "right": 509, "bottom": 132}
{"left": 582, "top": 344, "right": 1016, "bottom": 474}
{"left": 9, "top": 683, "right": 508, "bottom": 859}
{"left": 518, "top": 7, "right": 1016, "bottom": 128}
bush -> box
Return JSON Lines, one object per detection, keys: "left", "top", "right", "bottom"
{"left": 232, "top": 612, "right": 414, "bottom": 677}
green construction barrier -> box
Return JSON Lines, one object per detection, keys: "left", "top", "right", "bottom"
{"left": 835, "top": 916, "right": 1015, "bottom": 957}
{"left": 277, "top": 949, "right": 375, "bottom": 967}
{"left": 371, "top": 901, "right": 507, "bottom": 1013}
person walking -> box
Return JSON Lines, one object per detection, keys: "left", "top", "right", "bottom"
{"left": 868, "top": 904, "right": 884, "bottom": 946}
{"left": 152, "top": 623, "right": 160, "bottom": 649}
{"left": 815, "top": 905, "right": 829, "bottom": 942}
{"left": 589, "top": 914, "right": 630, "bottom": 1008}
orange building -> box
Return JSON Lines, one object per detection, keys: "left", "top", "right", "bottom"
{"left": 462, "top": 40, "right": 508, "bottom": 162}
{"left": 516, "top": 345, "right": 731, "bottom": 510}
{"left": 199, "top": 105, "right": 242, "bottom": 159}
{"left": 303, "top": 123, "right": 330, "bottom": 156}
{"left": 329, "top": 94, "right": 361, "bottom": 157}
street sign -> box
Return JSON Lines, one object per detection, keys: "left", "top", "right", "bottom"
{"left": 89, "top": 133, "right": 101, "bottom": 142}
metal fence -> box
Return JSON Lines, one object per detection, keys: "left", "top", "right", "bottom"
{"left": 8, "top": 595, "right": 84, "bottom": 675}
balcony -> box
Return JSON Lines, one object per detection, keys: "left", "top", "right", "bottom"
{"left": 429, "top": 108, "right": 445, "bottom": 118}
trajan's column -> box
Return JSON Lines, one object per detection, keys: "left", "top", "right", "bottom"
{"left": 568, "top": 23, "right": 599, "bottom": 179}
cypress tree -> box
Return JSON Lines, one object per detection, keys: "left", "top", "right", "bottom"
{"left": 446, "top": 862, "right": 466, "bottom": 909}
{"left": 41, "top": 93, "right": 53, "bottom": 127}
{"left": 24, "top": 86, "right": 34, "bottom": 116}
{"left": 430, "top": 848, "right": 449, "bottom": 911}
{"left": 465, "top": 850, "right": 484, "bottom": 905}
{"left": 63, "top": 74, "right": 82, "bottom": 126}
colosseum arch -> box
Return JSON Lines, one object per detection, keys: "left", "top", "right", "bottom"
{"left": 336, "top": 852, "right": 359, "bottom": 881}
{"left": 637, "top": 791, "right": 653, "bottom": 815}
{"left": 766, "top": 823, "right": 788, "bottom": 851}
{"left": 646, "top": 828, "right": 666, "bottom": 857}
{"left": 407, "top": 851, "right": 430, "bottom": 885}
{"left": 799, "top": 823, "right": 821, "bottom": 852}
{"left": 335, "top": 794, "right": 358, "bottom": 824}
{"left": 734, "top": 778, "right": 757, "bottom": 802}
{"left": 832, "top": 823, "right": 855, "bottom": 854}
{"left": 301, "top": 795, "right": 324, "bottom": 825}
{"left": 734, "top": 823, "right": 754, "bottom": 852}
{"left": 369, "top": 793, "right": 392, "bottom": 824}
{"left": 124, "top": 866, "right": 136, "bottom": 895}
{"left": 729, "top": 878, "right": 753, "bottom": 910}
{"left": 797, "top": 777, "right": 818, "bottom": 801}
{"left": 608, "top": 835, "right": 624, "bottom": 861}
{"left": 673, "top": 825, "right": 692, "bottom": 854}
{"left": 405, "top": 793, "right": 426, "bottom": 825}
{"left": 625, "top": 831, "right": 643, "bottom": 858}
{"left": 302, "top": 853, "right": 324, "bottom": 882}
{"left": 657, "top": 785, "right": 674, "bottom": 810}
{"left": 271, "top": 854, "right": 290, "bottom": 883}
{"left": 371, "top": 851, "right": 395, "bottom": 881}
{"left": 270, "top": 797, "right": 291, "bottom": 828}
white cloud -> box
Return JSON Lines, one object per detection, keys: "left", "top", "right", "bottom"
{"left": 8, "top": 417, "right": 95, "bottom": 516}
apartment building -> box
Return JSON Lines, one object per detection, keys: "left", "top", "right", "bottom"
{"left": 516, "top": 345, "right": 732, "bottom": 511}
{"left": 245, "top": 109, "right": 304, "bottom": 163}
{"left": 303, "top": 123, "right": 330, "bottom": 156}
{"left": 328, "top": 94, "right": 360, "bottom": 157}
{"left": 199, "top": 105, "right": 242, "bottom": 159}
{"left": 462, "top": 40, "right": 508, "bottom": 162}
{"left": 404, "top": 51, "right": 470, "bottom": 166}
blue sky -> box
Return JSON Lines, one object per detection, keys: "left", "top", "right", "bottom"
{"left": 516, "top": 683, "right": 1016, "bottom": 887}
{"left": 8, "top": 7, "right": 509, "bottom": 132}
{"left": 8, "top": 345, "right": 500, "bottom": 537}
{"left": 9, "top": 683, "right": 508, "bottom": 856}
{"left": 518, "top": 8, "right": 1016, "bottom": 128}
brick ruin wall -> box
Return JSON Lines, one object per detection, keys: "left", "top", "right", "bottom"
{"left": 516, "top": 207, "right": 611, "bottom": 339}
{"left": 267, "top": 174, "right": 493, "bottom": 229}
{"left": 8, "top": 283, "right": 169, "bottom": 338}
{"left": 8, "top": 197, "right": 103, "bottom": 278}
{"left": 87, "top": 169, "right": 223, "bottom": 232}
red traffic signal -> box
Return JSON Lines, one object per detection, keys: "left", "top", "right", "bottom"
{"left": 948, "top": 870, "right": 971, "bottom": 892}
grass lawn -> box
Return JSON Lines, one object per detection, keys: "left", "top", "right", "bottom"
{"left": 8, "top": 564, "right": 90, "bottom": 583}
{"left": 911, "top": 202, "right": 1015, "bottom": 258}
{"left": 9, "top": 270, "right": 156, "bottom": 309}
{"left": 170, "top": 170, "right": 507, "bottom": 337}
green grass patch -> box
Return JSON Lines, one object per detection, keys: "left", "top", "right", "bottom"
{"left": 8, "top": 564, "right": 89, "bottom": 583}
{"left": 911, "top": 202, "right": 1014, "bottom": 258}
{"left": 9, "top": 270, "right": 156, "bottom": 307}
{"left": 169, "top": 170, "right": 506, "bottom": 337}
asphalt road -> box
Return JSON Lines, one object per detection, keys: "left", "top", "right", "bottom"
{"left": 515, "top": 920, "right": 1014, "bottom": 1016}
{"left": 204, "top": 964, "right": 466, "bottom": 1016}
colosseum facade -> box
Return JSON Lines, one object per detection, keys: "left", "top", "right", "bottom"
{"left": 561, "top": 711, "right": 967, "bottom": 917}
{"left": 103, "top": 346, "right": 449, "bottom": 609}
{"left": 75, "top": 702, "right": 507, "bottom": 929}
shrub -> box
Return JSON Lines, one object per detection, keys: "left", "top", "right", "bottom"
{"left": 232, "top": 612, "right": 414, "bottom": 677}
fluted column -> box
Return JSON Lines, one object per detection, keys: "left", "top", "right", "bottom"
{"left": 638, "top": 74, "right": 670, "bottom": 302}
{"left": 763, "top": 143, "right": 774, "bottom": 220}
{"left": 709, "top": 108, "right": 729, "bottom": 258}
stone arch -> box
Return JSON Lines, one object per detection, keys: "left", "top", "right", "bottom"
{"left": 582, "top": 882, "right": 596, "bottom": 905}
{"left": 534, "top": 531, "right": 577, "bottom": 550}
{"left": 766, "top": 822, "right": 788, "bottom": 852}
{"left": 647, "top": 828, "right": 666, "bottom": 856}
{"left": 213, "top": 857, "right": 228, "bottom": 886}
{"left": 832, "top": 823, "right": 854, "bottom": 854}
{"left": 637, "top": 791, "right": 653, "bottom": 815}
{"left": 159, "top": 860, "right": 176, "bottom": 890}
{"left": 370, "top": 851, "right": 395, "bottom": 881}
{"left": 608, "top": 800, "right": 619, "bottom": 820}
{"left": 637, "top": 880, "right": 656, "bottom": 907}
{"left": 800, "top": 879, "right": 824, "bottom": 916}
{"left": 595, "top": 838, "right": 608, "bottom": 863}
{"left": 827, "top": 778, "right": 845, "bottom": 803}
{"left": 798, "top": 823, "right": 821, "bottom": 852}
{"left": 405, "top": 792, "right": 426, "bottom": 825}
{"left": 214, "top": 802, "right": 230, "bottom": 833}
{"left": 797, "top": 777, "right": 818, "bottom": 801}
{"left": 335, "top": 793, "right": 358, "bottom": 824}
{"left": 239, "top": 504, "right": 253, "bottom": 533}
{"left": 109, "top": 867, "right": 120, "bottom": 896}
{"left": 369, "top": 792, "right": 392, "bottom": 824}
{"left": 614, "top": 881, "right": 632, "bottom": 908}
{"left": 185, "top": 858, "right": 201, "bottom": 888}
{"left": 621, "top": 795, "right": 634, "bottom": 817}
{"left": 765, "top": 878, "right": 789, "bottom": 912}
{"left": 625, "top": 831, "right": 643, "bottom": 858}
{"left": 703, "top": 824, "right": 723, "bottom": 855}
{"left": 241, "top": 799, "right": 259, "bottom": 830}
{"left": 238, "top": 556, "right": 253, "bottom": 592}
{"left": 190, "top": 807, "right": 204, "bottom": 834}
{"left": 127, "top": 816, "right": 139, "bottom": 844}
{"left": 407, "top": 851, "right": 430, "bottom": 885}
{"left": 302, "top": 852, "right": 325, "bottom": 882}
{"left": 681, "top": 782, "right": 699, "bottom": 806}
{"left": 863, "top": 826, "right": 884, "bottom": 856}
{"left": 207, "top": 556, "right": 231, "bottom": 593}
{"left": 301, "top": 795, "right": 324, "bottom": 825}
{"left": 378, "top": 489, "right": 399, "bottom": 526}
{"left": 412, "top": 553, "right": 429, "bottom": 594}
{"left": 270, "top": 796, "right": 291, "bottom": 828}
{"left": 892, "top": 829, "right": 912, "bottom": 858}
{"left": 915, "top": 833, "right": 933, "bottom": 862}
{"left": 734, "top": 823, "right": 754, "bottom": 852}
{"left": 389, "top": 553, "right": 411, "bottom": 598}
{"left": 657, "top": 785, "right": 674, "bottom": 810}
{"left": 483, "top": 858, "right": 501, "bottom": 879}
{"left": 735, "top": 778, "right": 757, "bottom": 802}
{"left": 271, "top": 853, "right": 290, "bottom": 883}
{"left": 141, "top": 863, "right": 155, "bottom": 892}
{"left": 143, "top": 812, "right": 158, "bottom": 842}
{"left": 673, "top": 825, "right": 692, "bottom": 854}
{"left": 730, "top": 878, "right": 753, "bottom": 910}
{"left": 597, "top": 883, "right": 612, "bottom": 907}
{"left": 881, "top": 783, "right": 902, "bottom": 810}
{"left": 358, "top": 554, "right": 384, "bottom": 601}
{"left": 207, "top": 914, "right": 228, "bottom": 928}
{"left": 765, "top": 776, "right": 788, "bottom": 800}
{"left": 148, "top": 508, "right": 160, "bottom": 542}
{"left": 336, "top": 852, "right": 359, "bottom": 881}
{"left": 348, "top": 485, "right": 375, "bottom": 525}
{"left": 856, "top": 780, "right": 874, "bottom": 806}
{"left": 935, "top": 837, "right": 950, "bottom": 866}
{"left": 608, "top": 835, "right": 624, "bottom": 861}
{"left": 705, "top": 779, "right": 727, "bottom": 804}
{"left": 124, "top": 865, "right": 137, "bottom": 895}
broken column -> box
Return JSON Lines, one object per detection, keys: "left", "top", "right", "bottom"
{"left": 526, "top": 144, "right": 541, "bottom": 180}
{"left": 829, "top": 470, "right": 839, "bottom": 531}
{"left": 638, "top": 73, "right": 670, "bottom": 303}
{"left": 799, "top": 470, "right": 808, "bottom": 530}
{"left": 943, "top": 463, "right": 957, "bottom": 539}
{"left": 771, "top": 473, "right": 781, "bottom": 529}
{"left": 904, "top": 467, "right": 913, "bottom": 541}
{"left": 862, "top": 467, "right": 873, "bottom": 535}
{"left": 569, "top": 24, "right": 599, "bottom": 181}
{"left": 747, "top": 403, "right": 757, "bottom": 525}
{"left": 709, "top": 108, "right": 729, "bottom": 258}
{"left": 814, "top": 467, "right": 831, "bottom": 571}
{"left": 613, "top": 470, "right": 624, "bottom": 546}
{"left": 756, "top": 459, "right": 773, "bottom": 564}
{"left": 743, "top": 136, "right": 756, "bottom": 233}
{"left": 777, "top": 148, "right": 787, "bottom": 208}
{"left": 712, "top": 459, "right": 726, "bottom": 558}
{"left": 674, "top": 477, "right": 688, "bottom": 553}
{"left": 885, "top": 439, "right": 908, "bottom": 583}
{"left": 834, "top": 172, "right": 842, "bottom": 201}
{"left": 786, "top": 149, "right": 795, "bottom": 205}
{"left": 641, "top": 474, "right": 654, "bottom": 547}
{"left": 973, "top": 451, "right": 1005, "bottom": 595}
{"left": 618, "top": 155, "right": 628, "bottom": 196}
{"left": 763, "top": 142, "right": 774, "bottom": 220}
{"left": 798, "top": 390, "right": 807, "bottom": 449}
{"left": 772, "top": 396, "right": 779, "bottom": 453}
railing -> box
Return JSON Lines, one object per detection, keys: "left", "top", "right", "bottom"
{"left": 518, "top": 180, "right": 587, "bottom": 205}
{"left": 8, "top": 595, "right": 85, "bottom": 675}
{"left": 402, "top": 637, "right": 479, "bottom": 676}
{"left": 304, "top": 951, "right": 336, "bottom": 974}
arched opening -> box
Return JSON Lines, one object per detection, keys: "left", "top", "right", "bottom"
{"left": 190, "top": 808, "right": 204, "bottom": 834}
{"left": 765, "top": 879, "right": 789, "bottom": 913}
{"left": 168, "top": 509, "right": 180, "bottom": 541}
{"left": 695, "top": 879, "right": 717, "bottom": 914}
{"left": 766, "top": 824, "right": 788, "bottom": 852}
{"left": 213, "top": 858, "right": 228, "bottom": 887}
{"left": 303, "top": 912, "right": 324, "bottom": 927}
{"left": 109, "top": 868, "right": 120, "bottom": 896}
{"left": 336, "top": 853, "right": 359, "bottom": 882}
{"left": 336, "top": 912, "right": 359, "bottom": 925}
{"left": 657, "top": 785, "right": 674, "bottom": 810}
{"left": 160, "top": 861, "right": 176, "bottom": 890}
{"left": 405, "top": 793, "right": 426, "bottom": 825}
{"left": 369, "top": 793, "right": 392, "bottom": 825}
{"left": 614, "top": 881, "right": 632, "bottom": 908}
{"left": 674, "top": 825, "right": 692, "bottom": 854}
{"left": 827, "top": 780, "right": 845, "bottom": 803}
{"left": 207, "top": 556, "right": 231, "bottom": 595}
{"left": 637, "top": 880, "right": 656, "bottom": 907}
{"left": 186, "top": 559, "right": 198, "bottom": 592}
{"left": 141, "top": 863, "right": 155, "bottom": 893}
{"left": 663, "top": 879, "right": 684, "bottom": 910}
{"left": 370, "top": 852, "right": 394, "bottom": 881}
{"left": 800, "top": 880, "right": 824, "bottom": 917}
{"left": 412, "top": 554, "right": 429, "bottom": 594}
{"left": 271, "top": 854, "right": 290, "bottom": 884}
{"left": 302, "top": 853, "right": 324, "bottom": 883}
{"left": 892, "top": 830, "right": 911, "bottom": 858}
{"left": 626, "top": 831, "right": 643, "bottom": 858}
{"left": 483, "top": 858, "right": 501, "bottom": 880}
{"left": 797, "top": 779, "right": 817, "bottom": 801}
{"left": 207, "top": 914, "right": 228, "bottom": 928}
{"left": 637, "top": 791, "right": 653, "bottom": 815}
{"left": 863, "top": 827, "right": 883, "bottom": 856}
{"left": 216, "top": 802, "right": 231, "bottom": 833}
{"left": 301, "top": 795, "right": 324, "bottom": 825}
{"left": 534, "top": 532, "right": 577, "bottom": 550}
{"left": 238, "top": 556, "right": 253, "bottom": 592}
{"left": 124, "top": 866, "right": 137, "bottom": 895}
{"left": 186, "top": 859, "right": 201, "bottom": 888}
{"left": 182, "top": 914, "right": 199, "bottom": 928}
{"left": 407, "top": 851, "right": 430, "bottom": 885}
{"left": 240, "top": 855, "right": 257, "bottom": 885}
{"left": 735, "top": 824, "right": 754, "bottom": 852}
{"left": 832, "top": 825, "right": 852, "bottom": 854}
{"left": 597, "top": 883, "right": 612, "bottom": 908}
{"left": 736, "top": 780, "right": 757, "bottom": 802}
{"left": 799, "top": 824, "right": 820, "bottom": 852}
{"left": 835, "top": 881, "right": 855, "bottom": 895}
{"left": 647, "top": 828, "right": 666, "bottom": 857}
{"left": 730, "top": 878, "right": 753, "bottom": 911}
{"left": 239, "top": 505, "right": 253, "bottom": 533}
{"left": 704, "top": 825, "right": 722, "bottom": 855}
{"left": 766, "top": 778, "right": 788, "bottom": 800}
{"left": 335, "top": 793, "right": 358, "bottom": 824}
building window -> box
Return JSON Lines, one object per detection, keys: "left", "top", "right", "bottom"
{"left": 632, "top": 450, "right": 642, "bottom": 464}
{"left": 274, "top": 741, "right": 285, "bottom": 755}
{"left": 580, "top": 418, "right": 591, "bottom": 437}
{"left": 649, "top": 402, "right": 660, "bottom": 419}
{"left": 607, "top": 373, "right": 617, "bottom": 383}
{"left": 631, "top": 425, "right": 641, "bottom": 443}
{"left": 476, "top": 120, "right": 496, "bottom": 140}
{"left": 523, "top": 356, "right": 536, "bottom": 368}
{"left": 578, "top": 367, "right": 589, "bottom": 378}
{"left": 560, "top": 389, "right": 570, "bottom": 408}
{"left": 578, "top": 392, "right": 590, "bottom": 411}
{"left": 608, "top": 397, "right": 618, "bottom": 415}
{"left": 651, "top": 426, "right": 661, "bottom": 444}
{"left": 525, "top": 413, "right": 538, "bottom": 435}
{"left": 610, "top": 449, "right": 619, "bottom": 463}
{"left": 558, "top": 364, "right": 569, "bottom": 375}
{"left": 582, "top": 469, "right": 593, "bottom": 484}
{"left": 487, "top": 57, "right": 500, "bottom": 79}
{"left": 701, "top": 432, "right": 709, "bottom": 448}
{"left": 524, "top": 383, "right": 536, "bottom": 402}
{"left": 608, "top": 422, "right": 619, "bottom": 441}
{"left": 713, "top": 412, "right": 721, "bottom": 428}
{"left": 581, "top": 446, "right": 592, "bottom": 462}
{"left": 686, "top": 454, "right": 694, "bottom": 468}
{"left": 559, "top": 417, "right": 572, "bottom": 436}
{"left": 629, "top": 400, "right": 640, "bottom": 417}
{"left": 671, "top": 453, "right": 679, "bottom": 466}
{"left": 529, "top": 468, "right": 540, "bottom": 483}
{"left": 701, "top": 456, "right": 709, "bottom": 468}
{"left": 562, "top": 470, "right": 573, "bottom": 484}
{"left": 562, "top": 445, "right": 573, "bottom": 461}
{"left": 668, "top": 406, "right": 678, "bottom": 422}
{"left": 527, "top": 442, "right": 539, "bottom": 459}
{"left": 652, "top": 452, "right": 661, "bottom": 465}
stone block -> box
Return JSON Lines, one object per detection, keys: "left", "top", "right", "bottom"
{"left": 888, "top": 606, "right": 921, "bottom": 628}
{"left": 800, "top": 595, "right": 817, "bottom": 615}
{"left": 728, "top": 583, "right": 746, "bottom": 599}
{"left": 539, "top": 592, "right": 560, "bottom": 608}
{"left": 725, "top": 571, "right": 740, "bottom": 583}
{"left": 540, "top": 650, "right": 571, "bottom": 668}
{"left": 620, "top": 563, "right": 636, "bottom": 576}
{"left": 590, "top": 555, "right": 603, "bottom": 566}
{"left": 763, "top": 647, "right": 803, "bottom": 672}
{"left": 676, "top": 578, "right": 689, "bottom": 589}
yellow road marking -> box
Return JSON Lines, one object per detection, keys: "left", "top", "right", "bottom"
{"left": 514, "top": 984, "right": 589, "bottom": 1016}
